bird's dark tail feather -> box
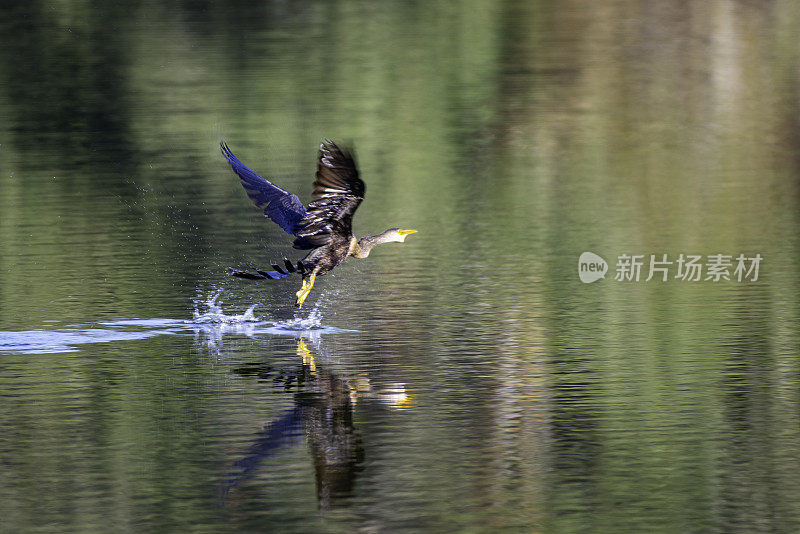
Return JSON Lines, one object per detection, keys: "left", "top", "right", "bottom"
{"left": 227, "top": 259, "right": 307, "bottom": 280}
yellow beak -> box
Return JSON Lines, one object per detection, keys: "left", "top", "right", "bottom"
{"left": 398, "top": 229, "right": 417, "bottom": 236}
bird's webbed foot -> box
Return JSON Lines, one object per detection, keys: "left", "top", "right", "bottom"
{"left": 295, "top": 273, "right": 316, "bottom": 308}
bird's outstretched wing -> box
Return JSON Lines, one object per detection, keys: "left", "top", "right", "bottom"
{"left": 221, "top": 142, "right": 307, "bottom": 235}
{"left": 293, "top": 139, "right": 365, "bottom": 250}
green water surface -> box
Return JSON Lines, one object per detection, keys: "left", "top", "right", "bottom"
{"left": 1, "top": 1, "right": 799, "bottom": 532}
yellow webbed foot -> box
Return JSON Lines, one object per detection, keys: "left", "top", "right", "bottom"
{"left": 295, "top": 288, "right": 309, "bottom": 308}
{"left": 294, "top": 273, "right": 316, "bottom": 308}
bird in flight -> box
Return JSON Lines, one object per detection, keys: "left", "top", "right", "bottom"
{"left": 221, "top": 139, "right": 417, "bottom": 307}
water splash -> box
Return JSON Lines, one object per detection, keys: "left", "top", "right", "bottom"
{"left": 261, "top": 307, "right": 357, "bottom": 337}
{"left": 191, "top": 291, "right": 260, "bottom": 324}
{"left": 188, "top": 290, "right": 356, "bottom": 350}
{"left": 272, "top": 309, "right": 324, "bottom": 331}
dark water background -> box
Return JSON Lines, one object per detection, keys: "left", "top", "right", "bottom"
{"left": 1, "top": 1, "right": 799, "bottom": 532}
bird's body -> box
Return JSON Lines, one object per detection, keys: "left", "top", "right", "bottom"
{"left": 221, "top": 139, "right": 416, "bottom": 307}
{"left": 302, "top": 235, "right": 351, "bottom": 276}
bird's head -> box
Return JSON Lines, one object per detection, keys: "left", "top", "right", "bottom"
{"left": 353, "top": 228, "right": 417, "bottom": 258}
{"left": 384, "top": 228, "right": 418, "bottom": 243}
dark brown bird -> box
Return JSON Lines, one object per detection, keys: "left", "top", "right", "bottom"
{"left": 221, "top": 139, "right": 417, "bottom": 307}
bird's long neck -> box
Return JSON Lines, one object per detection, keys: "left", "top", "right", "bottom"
{"left": 350, "top": 231, "right": 396, "bottom": 259}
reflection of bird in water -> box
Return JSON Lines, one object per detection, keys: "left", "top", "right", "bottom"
{"left": 223, "top": 339, "right": 410, "bottom": 509}
{"left": 294, "top": 339, "right": 364, "bottom": 507}
{"left": 221, "top": 140, "right": 417, "bottom": 307}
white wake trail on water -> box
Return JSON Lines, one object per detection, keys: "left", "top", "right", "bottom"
{"left": 0, "top": 289, "right": 354, "bottom": 355}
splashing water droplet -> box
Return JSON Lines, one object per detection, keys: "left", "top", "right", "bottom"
{"left": 271, "top": 308, "right": 324, "bottom": 331}
{"left": 191, "top": 290, "right": 260, "bottom": 324}
{"left": 241, "top": 304, "right": 258, "bottom": 322}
